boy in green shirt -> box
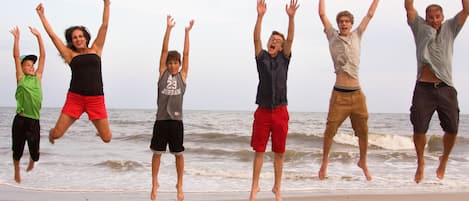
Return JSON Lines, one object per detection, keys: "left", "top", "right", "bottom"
{"left": 10, "top": 26, "right": 45, "bottom": 183}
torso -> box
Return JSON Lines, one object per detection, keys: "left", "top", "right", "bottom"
{"left": 69, "top": 53, "right": 104, "bottom": 96}
{"left": 418, "top": 64, "right": 441, "bottom": 83}
{"left": 335, "top": 72, "right": 360, "bottom": 87}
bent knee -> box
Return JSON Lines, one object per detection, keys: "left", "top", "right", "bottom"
{"left": 100, "top": 132, "right": 112, "bottom": 143}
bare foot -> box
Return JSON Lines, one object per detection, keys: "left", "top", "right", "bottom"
{"left": 318, "top": 164, "right": 327, "bottom": 180}
{"left": 26, "top": 159, "right": 35, "bottom": 172}
{"left": 49, "top": 129, "right": 56, "bottom": 144}
{"left": 150, "top": 183, "right": 159, "bottom": 201}
{"left": 176, "top": 184, "right": 184, "bottom": 201}
{"left": 249, "top": 186, "right": 260, "bottom": 201}
{"left": 436, "top": 156, "right": 446, "bottom": 180}
{"left": 272, "top": 186, "right": 282, "bottom": 201}
{"left": 414, "top": 164, "right": 425, "bottom": 184}
{"left": 357, "top": 161, "right": 372, "bottom": 181}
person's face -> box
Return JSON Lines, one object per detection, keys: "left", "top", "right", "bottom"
{"left": 21, "top": 60, "right": 35, "bottom": 76}
{"left": 167, "top": 60, "right": 181, "bottom": 75}
{"left": 71, "top": 29, "right": 88, "bottom": 50}
{"left": 267, "top": 35, "right": 284, "bottom": 56}
{"left": 338, "top": 16, "right": 353, "bottom": 36}
{"left": 426, "top": 9, "right": 444, "bottom": 30}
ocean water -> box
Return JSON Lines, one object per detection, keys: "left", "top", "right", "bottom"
{"left": 1, "top": 107, "right": 469, "bottom": 193}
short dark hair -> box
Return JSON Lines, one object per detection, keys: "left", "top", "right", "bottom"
{"left": 336, "top": 10, "right": 354, "bottom": 24}
{"left": 65, "top": 26, "right": 91, "bottom": 51}
{"left": 166, "top": 50, "right": 181, "bottom": 64}
{"left": 271, "top": 31, "right": 285, "bottom": 41}
{"left": 426, "top": 4, "right": 443, "bottom": 15}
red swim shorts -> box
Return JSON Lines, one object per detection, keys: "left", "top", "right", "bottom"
{"left": 251, "top": 105, "right": 289, "bottom": 153}
{"left": 62, "top": 92, "right": 108, "bottom": 120}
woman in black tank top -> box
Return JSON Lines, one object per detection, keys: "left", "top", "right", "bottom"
{"left": 36, "top": 0, "right": 112, "bottom": 145}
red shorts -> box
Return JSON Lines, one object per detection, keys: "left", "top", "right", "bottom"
{"left": 62, "top": 92, "right": 108, "bottom": 120}
{"left": 251, "top": 105, "right": 289, "bottom": 153}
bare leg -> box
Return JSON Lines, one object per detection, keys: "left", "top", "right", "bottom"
{"left": 49, "top": 113, "right": 77, "bottom": 144}
{"left": 318, "top": 135, "right": 333, "bottom": 180}
{"left": 272, "top": 153, "right": 284, "bottom": 201}
{"left": 175, "top": 154, "right": 184, "bottom": 201}
{"left": 13, "top": 160, "right": 21, "bottom": 183}
{"left": 151, "top": 154, "right": 161, "bottom": 201}
{"left": 249, "top": 152, "right": 264, "bottom": 201}
{"left": 91, "top": 118, "right": 112, "bottom": 143}
{"left": 26, "top": 158, "right": 35, "bottom": 172}
{"left": 436, "top": 133, "right": 457, "bottom": 180}
{"left": 413, "top": 134, "right": 426, "bottom": 184}
{"left": 357, "top": 135, "right": 372, "bottom": 181}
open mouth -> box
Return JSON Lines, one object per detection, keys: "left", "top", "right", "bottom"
{"left": 269, "top": 45, "right": 276, "bottom": 50}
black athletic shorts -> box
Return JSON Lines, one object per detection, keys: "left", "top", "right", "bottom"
{"left": 150, "top": 120, "right": 184, "bottom": 154}
{"left": 12, "top": 114, "right": 41, "bottom": 161}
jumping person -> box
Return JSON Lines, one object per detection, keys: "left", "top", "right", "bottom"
{"left": 317, "top": 0, "right": 379, "bottom": 181}
{"left": 249, "top": 1, "right": 299, "bottom": 201}
{"left": 35, "top": 0, "right": 112, "bottom": 144}
{"left": 405, "top": 0, "right": 469, "bottom": 184}
{"left": 150, "top": 15, "right": 194, "bottom": 201}
{"left": 10, "top": 26, "right": 45, "bottom": 183}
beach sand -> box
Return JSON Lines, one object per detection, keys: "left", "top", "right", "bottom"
{"left": 1, "top": 184, "right": 468, "bottom": 201}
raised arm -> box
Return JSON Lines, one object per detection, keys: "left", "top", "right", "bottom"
{"left": 254, "top": 0, "right": 266, "bottom": 57}
{"left": 10, "top": 26, "right": 22, "bottom": 82}
{"left": 405, "top": 0, "right": 417, "bottom": 24}
{"left": 456, "top": 0, "right": 469, "bottom": 25}
{"left": 36, "top": 3, "right": 73, "bottom": 63}
{"left": 284, "top": 0, "right": 299, "bottom": 57}
{"left": 30, "top": 27, "right": 46, "bottom": 80}
{"left": 159, "top": 15, "right": 175, "bottom": 77}
{"left": 358, "top": 0, "right": 380, "bottom": 33}
{"left": 91, "top": 0, "right": 111, "bottom": 56}
{"left": 318, "top": 0, "right": 332, "bottom": 31}
{"left": 181, "top": 20, "right": 194, "bottom": 82}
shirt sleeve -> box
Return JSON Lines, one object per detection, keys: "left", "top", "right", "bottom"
{"left": 324, "top": 26, "right": 338, "bottom": 41}
{"left": 408, "top": 14, "right": 425, "bottom": 35}
{"left": 446, "top": 15, "right": 464, "bottom": 38}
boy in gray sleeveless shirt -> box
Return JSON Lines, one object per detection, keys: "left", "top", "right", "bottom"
{"left": 150, "top": 15, "right": 194, "bottom": 201}
{"left": 405, "top": 0, "right": 469, "bottom": 184}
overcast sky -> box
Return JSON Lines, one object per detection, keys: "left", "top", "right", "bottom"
{"left": 1, "top": 0, "right": 468, "bottom": 113}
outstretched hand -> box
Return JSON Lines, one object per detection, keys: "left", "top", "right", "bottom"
{"left": 167, "top": 15, "right": 176, "bottom": 29}
{"left": 29, "top": 26, "right": 41, "bottom": 37}
{"left": 10, "top": 26, "right": 20, "bottom": 38}
{"left": 185, "top": 20, "right": 195, "bottom": 32}
{"left": 286, "top": 0, "right": 299, "bottom": 17}
{"left": 257, "top": 0, "right": 267, "bottom": 16}
{"left": 36, "top": 3, "right": 44, "bottom": 16}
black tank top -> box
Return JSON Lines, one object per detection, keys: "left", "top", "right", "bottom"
{"left": 69, "top": 54, "right": 104, "bottom": 96}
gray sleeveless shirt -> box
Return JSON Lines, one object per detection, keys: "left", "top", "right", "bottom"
{"left": 157, "top": 71, "right": 186, "bottom": 120}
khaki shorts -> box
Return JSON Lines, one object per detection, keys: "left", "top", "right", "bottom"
{"left": 324, "top": 89, "right": 369, "bottom": 138}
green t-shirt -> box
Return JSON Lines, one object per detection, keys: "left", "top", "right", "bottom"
{"left": 15, "top": 75, "right": 42, "bottom": 120}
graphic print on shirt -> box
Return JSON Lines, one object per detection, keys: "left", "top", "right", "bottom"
{"left": 162, "top": 75, "right": 181, "bottom": 96}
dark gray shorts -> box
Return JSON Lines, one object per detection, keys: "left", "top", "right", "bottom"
{"left": 410, "top": 81, "right": 459, "bottom": 135}
{"left": 150, "top": 120, "right": 184, "bottom": 154}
